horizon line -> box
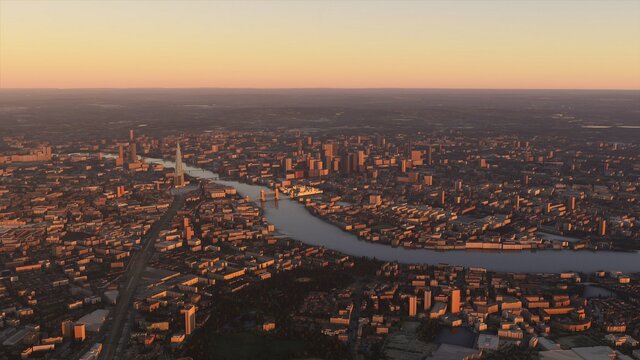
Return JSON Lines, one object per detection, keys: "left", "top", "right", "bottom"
{"left": 1, "top": 86, "right": 639, "bottom": 91}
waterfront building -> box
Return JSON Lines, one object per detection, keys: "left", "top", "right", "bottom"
{"left": 599, "top": 219, "right": 607, "bottom": 236}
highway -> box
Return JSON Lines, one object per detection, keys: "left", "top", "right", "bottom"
{"left": 348, "top": 281, "right": 365, "bottom": 360}
{"left": 98, "top": 194, "right": 187, "bottom": 360}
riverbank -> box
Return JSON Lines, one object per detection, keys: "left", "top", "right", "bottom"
{"left": 142, "top": 156, "right": 640, "bottom": 273}
{"left": 212, "top": 170, "right": 635, "bottom": 254}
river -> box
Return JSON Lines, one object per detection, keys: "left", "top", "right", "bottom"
{"left": 145, "top": 157, "right": 639, "bottom": 273}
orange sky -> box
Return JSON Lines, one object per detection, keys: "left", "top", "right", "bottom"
{"left": 1, "top": 0, "right": 639, "bottom": 89}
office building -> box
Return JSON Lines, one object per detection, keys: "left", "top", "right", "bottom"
{"left": 129, "top": 142, "right": 137, "bottom": 163}
{"left": 450, "top": 289, "right": 461, "bottom": 314}
{"left": 116, "top": 144, "right": 124, "bottom": 167}
{"left": 74, "top": 323, "right": 86, "bottom": 342}
{"left": 408, "top": 295, "right": 417, "bottom": 317}
{"left": 424, "top": 289, "right": 432, "bottom": 311}
{"left": 182, "top": 305, "right": 196, "bottom": 335}
{"left": 599, "top": 219, "right": 607, "bottom": 236}
{"left": 61, "top": 319, "right": 74, "bottom": 339}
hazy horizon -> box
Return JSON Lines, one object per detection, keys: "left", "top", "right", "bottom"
{"left": 1, "top": 2, "right": 639, "bottom": 359}
{"left": 2, "top": 87, "right": 639, "bottom": 91}
{"left": 2, "top": 0, "right": 639, "bottom": 89}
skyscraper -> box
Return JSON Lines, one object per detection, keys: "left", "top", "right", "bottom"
{"left": 74, "top": 323, "right": 86, "bottom": 342}
{"left": 598, "top": 219, "right": 607, "bottom": 236}
{"left": 61, "top": 319, "right": 74, "bottom": 339}
{"left": 116, "top": 144, "right": 124, "bottom": 167}
{"left": 182, "top": 305, "right": 196, "bottom": 335}
{"left": 129, "top": 142, "right": 137, "bottom": 163}
{"left": 424, "top": 289, "right": 432, "bottom": 311}
{"left": 284, "top": 158, "right": 293, "bottom": 171}
{"left": 449, "top": 289, "right": 461, "bottom": 314}
{"left": 408, "top": 295, "right": 417, "bottom": 317}
{"left": 174, "top": 142, "right": 185, "bottom": 187}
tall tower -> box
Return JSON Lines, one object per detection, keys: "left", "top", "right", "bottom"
{"left": 424, "top": 289, "right": 432, "bottom": 311}
{"left": 74, "top": 323, "right": 86, "bottom": 342}
{"left": 598, "top": 219, "right": 607, "bottom": 236}
{"left": 61, "top": 319, "right": 74, "bottom": 339}
{"left": 116, "top": 144, "right": 124, "bottom": 167}
{"left": 408, "top": 295, "right": 417, "bottom": 317}
{"left": 182, "top": 305, "right": 196, "bottom": 335}
{"left": 174, "top": 142, "right": 185, "bottom": 187}
{"left": 449, "top": 288, "right": 461, "bottom": 314}
{"left": 356, "top": 150, "right": 366, "bottom": 172}
{"left": 129, "top": 142, "right": 137, "bottom": 163}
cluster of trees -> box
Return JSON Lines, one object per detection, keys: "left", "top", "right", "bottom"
{"left": 416, "top": 319, "right": 441, "bottom": 343}
{"left": 183, "top": 267, "right": 353, "bottom": 359}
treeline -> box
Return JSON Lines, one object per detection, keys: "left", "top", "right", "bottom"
{"left": 183, "top": 267, "right": 354, "bottom": 359}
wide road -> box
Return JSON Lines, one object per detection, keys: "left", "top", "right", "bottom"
{"left": 348, "top": 281, "right": 365, "bottom": 360}
{"left": 99, "top": 194, "right": 187, "bottom": 360}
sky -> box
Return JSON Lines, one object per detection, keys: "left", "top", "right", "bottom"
{"left": 1, "top": 0, "right": 639, "bottom": 89}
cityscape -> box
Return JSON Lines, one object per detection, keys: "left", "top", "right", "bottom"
{"left": 1, "top": 1, "right": 639, "bottom": 360}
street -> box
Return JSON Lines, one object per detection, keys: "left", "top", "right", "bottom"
{"left": 98, "top": 193, "right": 187, "bottom": 360}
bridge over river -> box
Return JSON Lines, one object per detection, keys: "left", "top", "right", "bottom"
{"left": 143, "top": 156, "right": 640, "bottom": 274}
